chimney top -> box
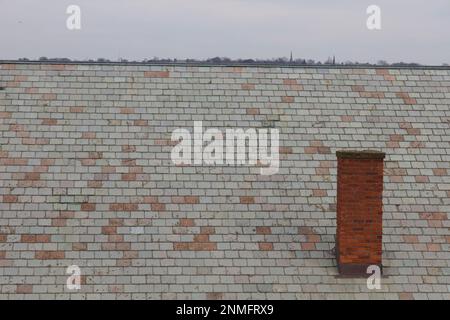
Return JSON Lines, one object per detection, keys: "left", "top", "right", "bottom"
{"left": 336, "top": 150, "right": 385, "bottom": 159}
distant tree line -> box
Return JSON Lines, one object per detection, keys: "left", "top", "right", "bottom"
{"left": 13, "top": 56, "right": 448, "bottom": 67}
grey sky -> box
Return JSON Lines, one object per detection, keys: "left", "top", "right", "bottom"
{"left": 1, "top": 0, "right": 449, "bottom": 64}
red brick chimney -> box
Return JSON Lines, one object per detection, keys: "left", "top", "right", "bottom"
{"left": 336, "top": 150, "right": 385, "bottom": 276}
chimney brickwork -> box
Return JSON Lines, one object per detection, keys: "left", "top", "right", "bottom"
{"left": 336, "top": 150, "right": 385, "bottom": 276}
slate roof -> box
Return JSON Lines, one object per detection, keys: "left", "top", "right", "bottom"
{"left": 0, "top": 62, "right": 449, "bottom": 299}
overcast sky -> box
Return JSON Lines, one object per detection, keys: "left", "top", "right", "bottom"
{"left": 1, "top": 0, "right": 449, "bottom": 65}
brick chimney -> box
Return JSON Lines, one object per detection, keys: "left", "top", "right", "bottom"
{"left": 336, "top": 150, "right": 385, "bottom": 276}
